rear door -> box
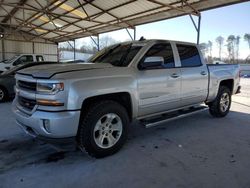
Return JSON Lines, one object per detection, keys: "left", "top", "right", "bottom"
{"left": 176, "top": 44, "right": 208, "bottom": 106}
{"left": 137, "top": 42, "right": 182, "bottom": 117}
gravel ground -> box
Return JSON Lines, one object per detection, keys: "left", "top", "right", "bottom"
{"left": 0, "top": 79, "right": 250, "bottom": 188}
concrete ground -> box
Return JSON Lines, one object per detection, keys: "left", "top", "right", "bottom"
{"left": 0, "top": 79, "right": 250, "bottom": 188}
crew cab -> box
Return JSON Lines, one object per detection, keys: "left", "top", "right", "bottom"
{"left": 12, "top": 40, "right": 240, "bottom": 158}
{"left": 0, "top": 54, "right": 45, "bottom": 72}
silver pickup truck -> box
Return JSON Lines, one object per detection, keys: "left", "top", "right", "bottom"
{"left": 12, "top": 40, "right": 240, "bottom": 158}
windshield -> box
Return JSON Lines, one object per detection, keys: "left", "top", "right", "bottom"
{"left": 3, "top": 55, "right": 19, "bottom": 64}
{"left": 89, "top": 43, "right": 142, "bottom": 67}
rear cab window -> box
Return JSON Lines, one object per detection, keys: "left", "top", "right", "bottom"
{"left": 36, "top": 56, "right": 44, "bottom": 62}
{"left": 176, "top": 44, "right": 202, "bottom": 67}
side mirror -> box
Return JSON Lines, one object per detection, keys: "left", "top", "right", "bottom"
{"left": 140, "top": 56, "right": 164, "bottom": 69}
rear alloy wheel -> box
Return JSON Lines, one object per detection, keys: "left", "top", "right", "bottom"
{"left": 209, "top": 86, "right": 231, "bottom": 117}
{"left": 77, "top": 100, "right": 129, "bottom": 158}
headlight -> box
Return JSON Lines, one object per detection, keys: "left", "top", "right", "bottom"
{"left": 37, "top": 82, "right": 64, "bottom": 94}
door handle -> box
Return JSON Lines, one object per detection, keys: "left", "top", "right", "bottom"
{"left": 200, "top": 71, "right": 207, "bottom": 76}
{"left": 171, "top": 73, "right": 179, "bottom": 78}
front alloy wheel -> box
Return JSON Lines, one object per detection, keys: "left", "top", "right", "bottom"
{"left": 77, "top": 100, "right": 129, "bottom": 158}
{"left": 93, "top": 113, "right": 123, "bottom": 149}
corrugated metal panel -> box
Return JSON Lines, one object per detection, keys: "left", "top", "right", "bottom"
{"left": 1, "top": 38, "right": 57, "bottom": 61}
{"left": 5, "top": 41, "right": 32, "bottom": 53}
{"left": 34, "top": 43, "right": 57, "bottom": 55}
{"left": 0, "top": 0, "right": 246, "bottom": 42}
{"left": 110, "top": 0, "right": 161, "bottom": 18}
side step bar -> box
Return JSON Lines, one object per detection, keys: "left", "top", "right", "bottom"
{"left": 141, "top": 106, "right": 208, "bottom": 128}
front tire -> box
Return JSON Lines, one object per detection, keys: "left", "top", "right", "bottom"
{"left": 77, "top": 100, "right": 129, "bottom": 158}
{"left": 0, "top": 87, "right": 8, "bottom": 102}
{"left": 209, "top": 86, "right": 231, "bottom": 117}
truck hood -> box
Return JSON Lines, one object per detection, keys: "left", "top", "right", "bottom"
{"left": 0, "top": 63, "right": 9, "bottom": 71}
{"left": 17, "top": 63, "right": 114, "bottom": 78}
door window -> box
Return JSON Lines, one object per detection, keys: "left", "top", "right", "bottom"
{"left": 19, "top": 55, "right": 33, "bottom": 64}
{"left": 176, "top": 44, "right": 202, "bottom": 67}
{"left": 139, "top": 43, "right": 175, "bottom": 69}
{"left": 36, "top": 56, "right": 44, "bottom": 62}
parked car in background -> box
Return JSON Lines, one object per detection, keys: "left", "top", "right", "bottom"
{"left": 0, "top": 62, "right": 57, "bottom": 102}
{"left": 0, "top": 54, "right": 45, "bottom": 72}
{"left": 213, "top": 60, "right": 226, "bottom": 64}
{"left": 239, "top": 64, "right": 250, "bottom": 78}
{"left": 13, "top": 39, "right": 240, "bottom": 158}
{"left": 61, "top": 59, "right": 85, "bottom": 64}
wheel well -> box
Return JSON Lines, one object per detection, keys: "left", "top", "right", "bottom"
{"left": 220, "top": 79, "right": 234, "bottom": 93}
{"left": 0, "top": 85, "right": 8, "bottom": 94}
{"left": 80, "top": 92, "right": 133, "bottom": 122}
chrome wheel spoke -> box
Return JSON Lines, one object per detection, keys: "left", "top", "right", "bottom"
{"left": 0, "top": 89, "right": 4, "bottom": 100}
{"left": 107, "top": 134, "right": 116, "bottom": 146}
{"left": 93, "top": 113, "right": 123, "bottom": 149}
{"left": 97, "top": 134, "right": 105, "bottom": 146}
{"left": 220, "top": 93, "right": 230, "bottom": 112}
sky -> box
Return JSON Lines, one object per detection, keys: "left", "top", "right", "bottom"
{"left": 76, "top": 1, "right": 250, "bottom": 59}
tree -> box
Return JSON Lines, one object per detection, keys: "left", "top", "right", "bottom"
{"left": 244, "top": 33, "right": 250, "bottom": 50}
{"left": 235, "top": 36, "right": 240, "bottom": 62}
{"left": 207, "top": 40, "right": 213, "bottom": 57}
{"left": 199, "top": 43, "right": 208, "bottom": 57}
{"left": 215, "top": 36, "right": 224, "bottom": 60}
{"left": 98, "top": 36, "right": 118, "bottom": 50}
{"left": 227, "top": 35, "right": 236, "bottom": 63}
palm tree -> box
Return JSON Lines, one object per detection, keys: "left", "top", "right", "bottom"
{"left": 236, "top": 36, "right": 240, "bottom": 62}
{"left": 244, "top": 33, "right": 250, "bottom": 50}
{"left": 208, "top": 40, "right": 213, "bottom": 57}
{"left": 216, "top": 36, "right": 224, "bottom": 60}
{"left": 227, "top": 35, "right": 236, "bottom": 63}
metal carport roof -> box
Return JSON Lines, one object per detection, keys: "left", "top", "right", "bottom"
{"left": 0, "top": 0, "right": 248, "bottom": 43}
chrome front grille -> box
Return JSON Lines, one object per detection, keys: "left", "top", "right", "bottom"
{"left": 18, "top": 96, "right": 36, "bottom": 110}
{"left": 17, "top": 80, "right": 36, "bottom": 92}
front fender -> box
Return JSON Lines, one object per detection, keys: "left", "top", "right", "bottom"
{"left": 67, "top": 76, "right": 138, "bottom": 118}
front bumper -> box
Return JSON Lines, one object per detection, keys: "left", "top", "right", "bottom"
{"left": 12, "top": 104, "right": 81, "bottom": 139}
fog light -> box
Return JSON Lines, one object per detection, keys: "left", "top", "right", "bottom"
{"left": 42, "top": 119, "right": 51, "bottom": 133}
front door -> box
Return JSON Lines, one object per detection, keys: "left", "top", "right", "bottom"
{"left": 137, "top": 42, "right": 182, "bottom": 117}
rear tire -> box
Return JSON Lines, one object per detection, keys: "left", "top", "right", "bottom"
{"left": 209, "top": 86, "right": 231, "bottom": 118}
{"left": 77, "top": 100, "right": 129, "bottom": 158}
{"left": 0, "top": 87, "right": 8, "bottom": 102}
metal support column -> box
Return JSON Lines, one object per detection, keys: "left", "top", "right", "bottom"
{"left": 197, "top": 15, "right": 201, "bottom": 45}
{"left": 189, "top": 14, "right": 201, "bottom": 45}
{"left": 134, "top": 27, "right": 136, "bottom": 40}
{"left": 97, "top": 35, "right": 100, "bottom": 51}
{"left": 1, "top": 38, "right": 5, "bottom": 61}
{"left": 126, "top": 28, "right": 136, "bottom": 41}
{"left": 32, "top": 42, "right": 35, "bottom": 54}
{"left": 73, "top": 40, "right": 76, "bottom": 61}
{"left": 90, "top": 35, "right": 100, "bottom": 51}
{"left": 56, "top": 42, "right": 59, "bottom": 63}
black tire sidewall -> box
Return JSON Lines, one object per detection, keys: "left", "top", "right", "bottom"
{"left": 209, "top": 86, "right": 231, "bottom": 117}
{"left": 0, "top": 87, "right": 7, "bottom": 102}
{"left": 79, "top": 101, "right": 129, "bottom": 157}
{"left": 217, "top": 87, "right": 231, "bottom": 116}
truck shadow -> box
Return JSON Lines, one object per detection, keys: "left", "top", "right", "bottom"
{"left": 0, "top": 110, "right": 249, "bottom": 175}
